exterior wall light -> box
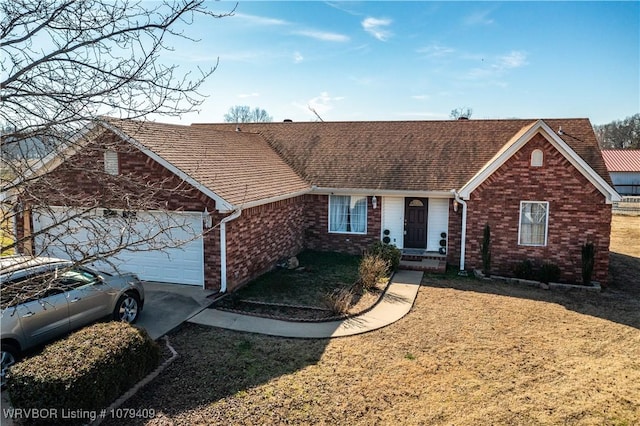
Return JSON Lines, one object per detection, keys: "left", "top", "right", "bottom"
{"left": 372, "top": 196, "right": 378, "bottom": 209}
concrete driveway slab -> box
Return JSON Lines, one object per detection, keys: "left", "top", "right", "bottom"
{"left": 137, "top": 282, "right": 216, "bottom": 340}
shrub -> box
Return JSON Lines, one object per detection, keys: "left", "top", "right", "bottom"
{"left": 323, "top": 287, "right": 354, "bottom": 315}
{"left": 481, "top": 223, "right": 491, "bottom": 276}
{"left": 514, "top": 259, "right": 535, "bottom": 280}
{"left": 581, "top": 242, "right": 596, "bottom": 285}
{"left": 367, "top": 241, "right": 401, "bottom": 272}
{"left": 7, "top": 322, "right": 160, "bottom": 423}
{"left": 358, "top": 254, "right": 389, "bottom": 290}
{"left": 538, "top": 262, "right": 561, "bottom": 284}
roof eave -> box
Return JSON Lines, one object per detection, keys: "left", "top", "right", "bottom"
{"left": 99, "top": 120, "right": 235, "bottom": 213}
{"left": 458, "top": 120, "right": 622, "bottom": 203}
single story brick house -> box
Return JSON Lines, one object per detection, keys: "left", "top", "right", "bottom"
{"left": 18, "top": 117, "right": 620, "bottom": 291}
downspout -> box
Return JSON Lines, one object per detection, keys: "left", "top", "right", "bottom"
{"left": 219, "top": 208, "right": 242, "bottom": 293}
{"left": 451, "top": 190, "right": 467, "bottom": 273}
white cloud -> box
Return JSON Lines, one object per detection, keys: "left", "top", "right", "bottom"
{"left": 233, "top": 13, "right": 289, "bottom": 26}
{"left": 497, "top": 51, "right": 527, "bottom": 69}
{"left": 411, "top": 95, "right": 430, "bottom": 100}
{"left": 463, "top": 10, "right": 494, "bottom": 26}
{"left": 238, "top": 92, "right": 260, "bottom": 99}
{"left": 293, "top": 29, "right": 350, "bottom": 42}
{"left": 293, "top": 51, "right": 304, "bottom": 63}
{"left": 294, "top": 92, "right": 345, "bottom": 118}
{"left": 465, "top": 50, "right": 528, "bottom": 80}
{"left": 362, "top": 17, "right": 393, "bottom": 41}
{"left": 417, "top": 43, "right": 455, "bottom": 58}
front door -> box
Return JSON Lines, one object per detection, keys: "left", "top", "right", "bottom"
{"left": 404, "top": 198, "right": 428, "bottom": 249}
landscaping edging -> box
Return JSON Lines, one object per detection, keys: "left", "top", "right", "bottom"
{"left": 473, "top": 270, "right": 601, "bottom": 292}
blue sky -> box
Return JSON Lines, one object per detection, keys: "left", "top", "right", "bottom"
{"left": 162, "top": 1, "right": 639, "bottom": 125}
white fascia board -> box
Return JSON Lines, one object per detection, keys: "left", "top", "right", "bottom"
{"left": 100, "top": 121, "right": 235, "bottom": 213}
{"left": 458, "top": 120, "right": 621, "bottom": 203}
{"left": 311, "top": 187, "right": 454, "bottom": 198}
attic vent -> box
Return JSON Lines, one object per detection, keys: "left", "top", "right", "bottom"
{"left": 531, "top": 149, "right": 544, "bottom": 167}
{"left": 457, "top": 116, "right": 469, "bottom": 120}
{"left": 104, "top": 150, "right": 119, "bottom": 175}
{"left": 283, "top": 119, "right": 293, "bottom": 123}
{"left": 235, "top": 126, "right": 241, "bottom": 132}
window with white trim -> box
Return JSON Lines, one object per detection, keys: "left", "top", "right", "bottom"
{"left": 104, "top": 150, "right": 119, "bottom": 175}
{"left": 329, "top": 195, "right": 367, "bottom": 234}
{"left": 518, "top": 201, "right": 549, "bottom": 246}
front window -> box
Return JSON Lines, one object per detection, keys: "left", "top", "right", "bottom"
{"left": 519, "top": 201, "right": 549, "bottom": 246}
{"left": 329, "top": 195, "right": 367, "bottom": 234}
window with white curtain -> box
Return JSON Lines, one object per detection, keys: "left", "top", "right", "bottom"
{"left": 329, "top": 195, "right": 367, "bottom": 234}
{"left": 519, "top": 201, "right": 549, "bottom": 246}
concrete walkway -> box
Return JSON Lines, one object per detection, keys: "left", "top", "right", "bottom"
{"left": 188, "top": 270, "right": 424, "bottom": 338}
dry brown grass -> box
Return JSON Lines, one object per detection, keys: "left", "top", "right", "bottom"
{"left": 105, "top": 216, "right": 640, "bottom": 426}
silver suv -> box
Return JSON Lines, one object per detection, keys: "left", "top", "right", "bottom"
{"left": 1, "top": 256, "right": 145, "bottom": 386}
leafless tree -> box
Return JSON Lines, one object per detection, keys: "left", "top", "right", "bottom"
{"left": 1, "top": 0, "right": 234, "bottom": 302}
{"left": 223, "top": 105, "right": 273, "bottom": 123}
{"left": 450, "top": 107, "right": 473, "bottom": 120}
{"left": 593, "top": 113, "right": 640, "bottom": 149}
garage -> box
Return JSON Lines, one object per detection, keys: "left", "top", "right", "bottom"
{"left": 32, "top": 207, "right": 205, "bottom": 286}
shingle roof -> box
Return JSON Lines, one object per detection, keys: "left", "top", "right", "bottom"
{"left": 194, "top": 118, "right": 611, "bottom": 191}
{"left": 601, "top": 150, "right": 640, "bottom": 172}
{"left": 103, "top": 119, "right": 309, "bottom": 206}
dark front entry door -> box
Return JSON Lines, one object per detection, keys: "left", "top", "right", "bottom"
{"left": 404, "top": 198, "right": 428, "bottom": 249}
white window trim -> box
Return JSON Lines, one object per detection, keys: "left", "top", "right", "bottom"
{"left": 327, "top": 195, "right": 368, "bottom": 235}
{"left": 518, "top": 201, "right": 549, "bottom": 246}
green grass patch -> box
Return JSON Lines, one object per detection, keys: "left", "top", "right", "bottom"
{"left": 228, "top": 250, "right": 360, "bottom": 308}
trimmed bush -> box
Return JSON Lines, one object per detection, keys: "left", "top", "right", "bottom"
{"left": 7, "top": 322, "right": 160, "bottom": 423}
{"left": 581, "top": 242, "right": 596, "bottom": 285}
{"left": 514, "top": 259, "right": 535, "bottom": 280}
{"left": 359, "top": 254, "right": 389, "bottom": 290}
{"left": 481, "top": 223, "right": 491, "bottom": 276}
{"left": 538, "top": 262, "right": 561, "bottom": 284}
{"left": 367, "top": 241, "right": 401, "bottom": 272}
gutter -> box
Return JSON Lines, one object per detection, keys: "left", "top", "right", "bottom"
{"left": 451, "top": 190, "right": 467, "bottom": 272}
{"left": 219, "top": 208, "right": 242, "bottom": 292}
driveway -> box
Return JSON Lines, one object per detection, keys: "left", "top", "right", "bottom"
{"left": 1, "top": 282, "right": 216, "bottom": 426}
{"left": 137, "top": 282, "right": 217, "bottom": 340}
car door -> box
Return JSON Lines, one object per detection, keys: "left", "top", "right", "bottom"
{"left": 14, "top": 285, "right": 70, "bottom": 349}
{"left": 62, "top": 268, "right": 115, "bottom": 330}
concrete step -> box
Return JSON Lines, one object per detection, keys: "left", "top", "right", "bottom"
{"left": 398, "top": 259, "right": 446, "bottom": 273}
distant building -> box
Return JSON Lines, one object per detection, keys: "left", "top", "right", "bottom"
{"left": 601, "top": 150, "right": 640, "bottom": 195}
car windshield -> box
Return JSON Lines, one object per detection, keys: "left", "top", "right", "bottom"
{"left": 0, "top": 265, "right": 98, "bottom": 310}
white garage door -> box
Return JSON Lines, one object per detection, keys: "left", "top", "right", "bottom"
{"left": 32, "top": 207, "right": 204, "bottom": 286}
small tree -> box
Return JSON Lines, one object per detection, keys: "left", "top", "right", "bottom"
{"left": 581, "top": 242, "right": 596, "bottom": 285}
{"left": 450, "top": 107, "right": 473, "bottom": 120}
{"left": 481, "top": 223, "right": 491, "bottom": 276}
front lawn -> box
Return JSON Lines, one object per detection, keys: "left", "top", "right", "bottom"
{"left": 222, "top": 250, "right": 361, "bottom": 308}
{"left": 102, "top": 216, "right": 640, "bottom": 425}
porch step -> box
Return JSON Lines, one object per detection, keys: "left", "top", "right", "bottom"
{"left": 398, "top": 259, "right": 447, "bottom": 273}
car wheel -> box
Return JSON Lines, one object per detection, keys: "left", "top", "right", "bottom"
{"left": 113, "top": 292, "right": 141, "bottom": 324}
{"left": 1, "top": 343, "right": 19, "bottom": 388}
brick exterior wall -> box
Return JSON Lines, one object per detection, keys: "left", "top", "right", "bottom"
{"left": 17, "top": 131, "right": 225, "bottom": 290}
{"left": 305, "top": 194, "right": 382, "bottom": 255}
{"left": 20, "top": 128, "right": 611, "bottom": 291}
{"left": 462, "top": 134, "right": 611, "bottom": 285}
{"left": 224, "top": 196, "right": 307, "bottom": 292}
